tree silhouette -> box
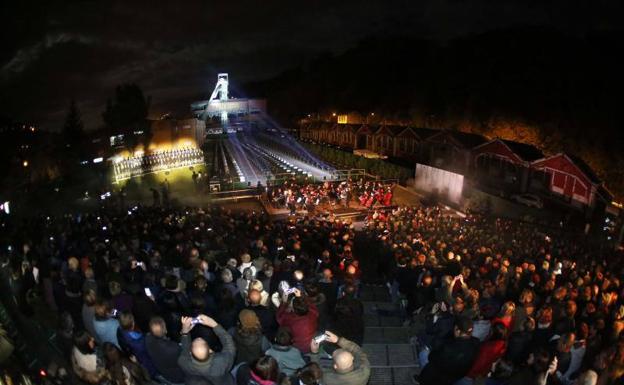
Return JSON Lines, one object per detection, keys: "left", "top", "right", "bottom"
{"left": 62, "top": 99, "right": 85, "bottom": 162}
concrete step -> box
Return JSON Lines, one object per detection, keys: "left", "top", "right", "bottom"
{"left": 362, "top": 301, "right": 405, "bottom": 327}
{"left": 369, "top": 367, "right": 420, "bottom": 385}
{"left": 364, "top": 327, "right": 412, "bottom": 344}
{"left": 360, "top": 284, "right": 392, "bottom": 302}
{"left": 363, "top": 343, "right": 419, "bottom": 367}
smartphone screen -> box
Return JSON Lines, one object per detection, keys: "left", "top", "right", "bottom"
{"left": 144, "top": 288, "right": 152, "bottom": 297}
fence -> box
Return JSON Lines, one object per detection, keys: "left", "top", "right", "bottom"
{"left": 266, "top": 169, "right": 384, "bottom": 186}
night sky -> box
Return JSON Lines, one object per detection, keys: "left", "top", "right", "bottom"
{"left": 1, "top": 0, "right": 622, "bottom": 130}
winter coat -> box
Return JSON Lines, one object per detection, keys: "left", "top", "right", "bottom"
{"left": 467, "top": 339, "right": 506, "bottom": 378}
{"left": 265, "top": 344, "right": 306, "bottom": 376}
{"left": 276, "top": 302, "right": 318, "bottom": 353}
{"left": 232, "top": 329, "right": 271, "bottom": 365}
{"left": 177, "top": 325, "right": 236, "bottom": 385}
{"left": 145, "top": 334, "right": 186, "bottom": 384}
{"left": 309, "top": 337, "right": 370, "bottom": 385}
{"left": 118, "top": 330, "right": 158, "bottom": 377}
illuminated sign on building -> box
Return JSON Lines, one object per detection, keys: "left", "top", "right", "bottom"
{"left": 337, "top": 115, "right": 348, "bottom": 124}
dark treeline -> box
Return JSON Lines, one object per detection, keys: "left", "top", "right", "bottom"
{"left": 247, "top": 26, "right": 624, "bottom": 198}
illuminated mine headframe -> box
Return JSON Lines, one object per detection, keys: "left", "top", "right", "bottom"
{"left": 190, "top": 73, "right": 266, "bottom": 122}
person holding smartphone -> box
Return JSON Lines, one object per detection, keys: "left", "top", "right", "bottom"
{"left": 177, "top": 314, "right": 236, "bottom": 385}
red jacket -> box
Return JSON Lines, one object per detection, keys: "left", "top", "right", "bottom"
{"left": 276, "top": 301, "right": 319, "bottom": 353}
{"left": 467, "top": 339, "right": 506, "bottom": 378}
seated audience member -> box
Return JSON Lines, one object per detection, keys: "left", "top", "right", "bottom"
{"left": 294, "top": 362, "right": 324, "bottom": 385}
{"left": 246, "top": 289, "right": 278, "bottom": 340}
{"left": 265, "top": 327, "right": 306, "bottom": 376}
{"left": 276, "top": 289, "right": 318, "bottom": 353}
{"left": 93, "top": 299, "right": 121, "bottom": 347}
{"left": 103, "top": 342, "right": 151, "bottom": 385}
{"left": 82, "top": 289, "right": 98, "bottom": 339}
{"left": 466, "top": 321, "right": 509, "bottom": 380}
{"left": 331, "top": 284, "right": 364, "bottom": 345}
{"left": 235, "top": 355, "right": 283, "bottom": 385}
{"left": 416, "top": 316, "right": 480, "bottom": 385}
{"left": 248, "top": 280, "right": 270, "bottom": 307}
{"left": 71, "top": 331, "right": 108, "bottom": 384}
{"left": 238, "top": 253, "right": 257, "bottom": 278}
{"left": 145, "top": 316, "right": 186, "bottom": 385}
{"left": 309, "top": 331, "right": 370, "bottom": 385}
{"left": 232, "top": 309, "right": 271, "bottom": 365}
{"left": 177, "top": 315, "right": 236, "bottom": 385}
{"left": 117, "top": 312, "right": 158, "bottom": 377}
{"left": 109, "top": 281, "right": 133, "bottom": 313}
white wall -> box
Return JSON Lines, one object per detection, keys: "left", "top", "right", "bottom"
{"left": 414, "top": 163, "right": 464, "bottom": 203}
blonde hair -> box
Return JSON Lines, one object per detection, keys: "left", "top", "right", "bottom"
{"left": 249, "top": 279, "right": 264, "bottom": 292}
{"left": 68, "top": 257, "right": 80, "bottom": 271}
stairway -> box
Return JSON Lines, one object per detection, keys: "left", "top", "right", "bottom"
{"left": 359, "top": 284, "right": 419, "bottom": 385}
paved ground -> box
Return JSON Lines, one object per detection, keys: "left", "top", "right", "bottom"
{"left": 360, "top": 284, "right": 420, "bottom": 385}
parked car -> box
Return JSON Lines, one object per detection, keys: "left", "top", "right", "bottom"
{"left": 511, "top": 193, "right": 544, "bottom": 209}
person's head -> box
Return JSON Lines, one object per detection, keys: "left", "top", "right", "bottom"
{"left": 528, "top": 347, "right": 553, "bottom": 373}
{"left": 83, "top": 289, "right": 97, "bottom": 307}
{"left": 537, "top": 306, "right": 553, "bottom": 327}
{"left": 73, "top": 330, "right": 95, "bottom": 355}
{"left": 520, "top": 288, "right": 535, "bottom": 305}
{"left": 452, "top": 296, "right": 465, "bottom": 314}
{"left": 250, "top": 355, "right": 280, "bottom": 382}
{"left": 332, "top": 348, "right": 355, "bottom": 374}
{"left": 84, "top": 267, "right": 94, "bottom": 279}
{"left": 342, "top": 284, "right": 357, "bottom": 299}
{"left": 68, "top": 257, "right": 79, "bottom": 271}
{"left": 119, "top": 312, "right": 135, "bottom": 331}
{"left": 108, "top": 281, "right": 122, "bottom": 297}
{"left": 243, "top": 267, "right": 253, "bottom": 281}
{"left": 227, "top": 258, "right": 238, "bottom": 269}
{"left": 422, "top": 272, "right": 433, "bottom": 287}
{"left": 275, "top": 327, "right": 293, "bottom": 347}
{"left": 454, "top": 316, "right": 474, "bottom": 337}
{"left": 94, "top": 299, "right": 112, "bottom": 321}
{"left": 575, "top": 370, "right": 598, "bottom": 385}
{"left": 165, "top": 274, "right": 179, "bottom": 291}
{"left": 238, "top": 309, "right": 261, "bottom": 335}
{"left": 292, "top": 297, "right": 309, "bottom": 316}
{"left": 523, "top": 317, "right": 536, "bottom": 332}
{"left": 557, "top": 332, "right": 576, "bottom": 353}
{"left": 490, "top": 321, "right": 508, "bottom": 341}
{"left": 566, "top": 300, "right": 578, "bottom": 318}
{"left": 322, "top": 268, "right": 333, "bottom": 281}
{"left": 241, "top": 253, "right": 251, "bottom": 264}
{"left": 190, "top": 293, "right": 206, "bottom": 314}
{"left": 221, "top": 268, "right": 233, "bottom": 283}
{"left": 297, "top": 362, "right": 323, "bottom": 385}
{"left": 194, "top": 275, "right": 208, "bottom": 291}
{"left": 248, "top": 289, "right": 262, "bottom": 306}
{"left": 191, "top": 337, "right": 212, "bottom": 361}
{"left": 103, "top": 342, "right": 122, "bottom": 365}
{"left": 149, "top": 316, "right": 167, "bottom": 338}
{"left": 500, "top": 301, "right": 516, "bottom": 317}
{"left": 249, "top": 279, "right": 264, "bottom": 292}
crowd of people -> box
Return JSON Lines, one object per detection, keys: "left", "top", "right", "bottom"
{"left": 359, "top": 205, "right": 624, "bottom": 385}
{"left": 267, "top": 179, "right": 393, "bottom": 214}
{"left": 0, "top": 205, "right": 370, "bottom": 385}
{"left": 2, "top": 195, "right": 624, "bottom": 385}
{"left": 113, "top": 148, "right": 204, "bottom": 181}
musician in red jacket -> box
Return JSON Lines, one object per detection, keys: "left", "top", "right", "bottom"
{"left": 276, "top": 288, "right": 319, "bottom": 353}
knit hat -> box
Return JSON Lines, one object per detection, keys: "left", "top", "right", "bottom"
{"left": 238, "top": 309, "right": 260, "bottom": 330}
